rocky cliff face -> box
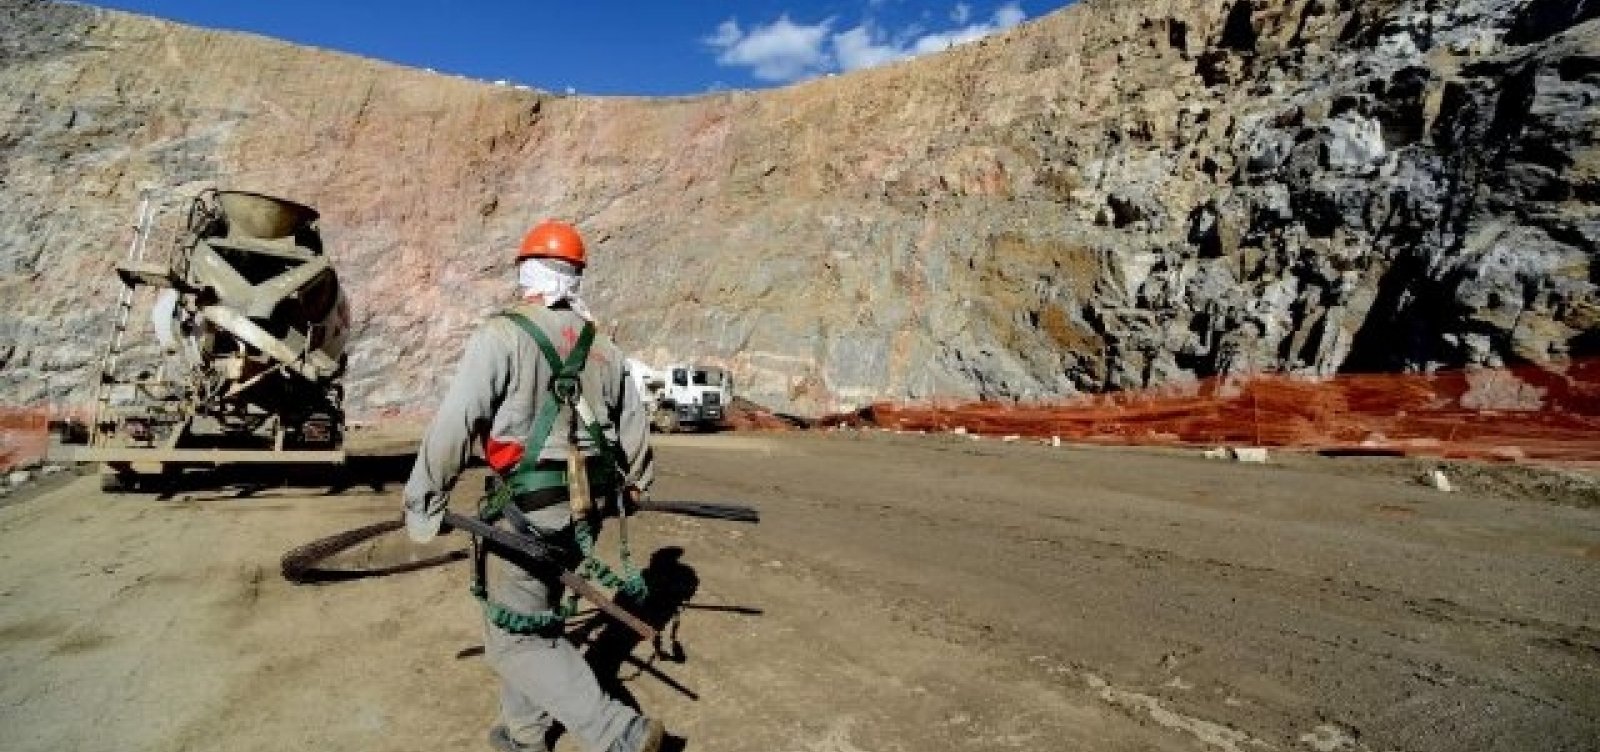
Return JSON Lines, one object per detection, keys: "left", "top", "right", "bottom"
{"left": 1, "top": 0, "right": 1596, "bottom": 416}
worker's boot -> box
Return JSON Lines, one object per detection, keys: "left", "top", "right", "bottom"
{"left": 487, "top": 724, "right": 549, "bottom": 752}
{"left": 638, "top": 718, "right": 665, "bottom": 752}
{"left": 606, "top": 716, "right": 665, "bottom": 752}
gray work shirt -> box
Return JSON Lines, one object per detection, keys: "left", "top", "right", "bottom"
{"left": 403, "top": 302, "right": 655, "bottom": 521}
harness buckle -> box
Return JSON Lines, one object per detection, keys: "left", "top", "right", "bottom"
{"left": 551, "top": 375, "right": 580, "bottom": 402}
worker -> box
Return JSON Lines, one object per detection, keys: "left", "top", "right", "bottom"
{"left": 402, "top": 219, "right": 664, "bottom": 752}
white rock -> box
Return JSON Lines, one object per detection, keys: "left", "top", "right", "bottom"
{"left": 1051, "top": 436, "right": 1061, "bottom": 447}
{"left": 1002, "top": 434, "right": 1021, "bottom": 443}
{"left": 1429, "top": 469, "right": 1453, "bottom": 493}
{"left": 41, "top": 464, "right": 66, "bottom": 475}
{"left": 1324, "top": 114, "right": 1386, "bottom": 172}
{"left": 1119, "top": 251, "right": 1160, "bottom": 302}
{"left": 952, "top": 426, "right": 968, "bottom": 435}
{"left": 1202, "top": 447, "right": 1229, "bottom": 460}
{"left": 1300, "top": 724, "right": 1358, "bottom": 752}
{"left": 1229, "top": 447, "right": 1269, "bottom": 463}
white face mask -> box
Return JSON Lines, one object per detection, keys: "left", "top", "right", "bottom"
{"left": 518, "top": 258, "right": 593, "bottom": 320}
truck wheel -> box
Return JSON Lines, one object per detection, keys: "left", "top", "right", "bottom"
{"left": 653, "top": 411, "right": 680, "bottom": 434}
{"left": 101, "top": 471, "right": 135, "bottom": 493}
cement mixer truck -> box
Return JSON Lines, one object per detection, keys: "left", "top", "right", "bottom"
{"left": 59, "top": 190, "right": 351, "bottom": 490}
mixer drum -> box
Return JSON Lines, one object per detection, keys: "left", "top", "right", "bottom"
{"left": 177, "top": 190, "right": 349, "bottom": 392}
{"left": 215, "top": 191, "right": 319, "bottom": 240}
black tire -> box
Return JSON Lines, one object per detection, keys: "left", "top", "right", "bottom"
{"left": 101, "top": 471, "right": 134, "bottom": 493}
{"left": 652, "top": 410, "right": 680, "bottom": 434}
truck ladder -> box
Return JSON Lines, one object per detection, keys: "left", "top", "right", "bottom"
{"left": 89, "top": 193, "right": 154, "bottom": 446}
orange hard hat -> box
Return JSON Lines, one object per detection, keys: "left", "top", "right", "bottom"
{"left": 517, "top": 219, "right": 586, "bottom": 268}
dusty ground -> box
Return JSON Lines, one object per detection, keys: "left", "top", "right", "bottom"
{"left": 1, "top": 430, "right": 1597, "bottom": 752}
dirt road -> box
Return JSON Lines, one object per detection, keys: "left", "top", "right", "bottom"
{"left": 2, "top": 431, "right": 1597, "bottom": 751}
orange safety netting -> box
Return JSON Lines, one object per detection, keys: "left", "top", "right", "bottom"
{"left": 841, "top": 360, "right": 1600, "bottom": 464}
{"left": 0, "top": 409, "right": 50, "bottom": 473}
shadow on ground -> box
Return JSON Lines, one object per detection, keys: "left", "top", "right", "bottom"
{"left": 136, "top": 449, "right": 432, "bottom": 501}
{"left": 566, "top": 546, "right": 707, "bottom": 752}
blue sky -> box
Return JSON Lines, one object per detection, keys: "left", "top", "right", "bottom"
{"left": 83, "top": 1, "right": 1073, "bottom": 96}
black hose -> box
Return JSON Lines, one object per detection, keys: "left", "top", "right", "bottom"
{"left": 280, "top": 517, "right": 466, "bottom": 584}
{"left": 639, "top": 501, "right": 759, "bottom": 523}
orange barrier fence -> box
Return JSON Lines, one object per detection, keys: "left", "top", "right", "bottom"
{"left": 841, "top": 361, "right": 1600, "bottom": 464}
{"left": 0, "top": 409, "right": 50, "bottom": 474}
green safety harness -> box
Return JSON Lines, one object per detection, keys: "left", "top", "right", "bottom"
{"left": 470, "top": 309, "right": 647, "bottom": 634}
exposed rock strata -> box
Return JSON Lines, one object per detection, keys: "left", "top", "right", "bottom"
{"left": 0, "top": 0, "right": 1596, "bottom": 415}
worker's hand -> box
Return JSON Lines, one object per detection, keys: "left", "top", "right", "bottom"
{"left": 622, "top": 485, "right": 645, "bottom": 514}
{"left": 405, "top": 508, "right": 445, "bottom": 544}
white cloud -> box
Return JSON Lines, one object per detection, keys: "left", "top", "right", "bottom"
{"left": 708, "top": 3, "right": 1028, "bottom": 83}
{"left": 905, "top": 3, "right": 1027, "bottom": 58}
{"left": 705, "top": 19, "right": 743, "bottom": 48}
{"left": 995, "top": 3, "right": 1026, "bottom": 27}
{"left": 703, "top": 15, "right": 834, "bottom": 82}
{"left": 834, "top": 24, "right": 903, "bottom": 72}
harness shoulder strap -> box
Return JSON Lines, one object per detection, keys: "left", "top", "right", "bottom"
{"left": 496, "top": 310, "right": 595, "bottom": 495}
{"left": 501, "top": 309, "right": 594, "bottom": 382}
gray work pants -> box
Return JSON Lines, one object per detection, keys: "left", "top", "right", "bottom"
{"left": 484, "top": 514, "right": 651, "bottom": 752}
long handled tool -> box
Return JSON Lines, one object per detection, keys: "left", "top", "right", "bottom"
{"left": 441, "top": 510, "right": 659, "bottom": 641}
{"left": 282, "top": 501, "right": 760, "bottom": 643}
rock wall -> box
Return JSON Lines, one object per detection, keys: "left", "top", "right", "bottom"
{"left": 0, "top": 0, "right": 1596, "bottom": 416}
